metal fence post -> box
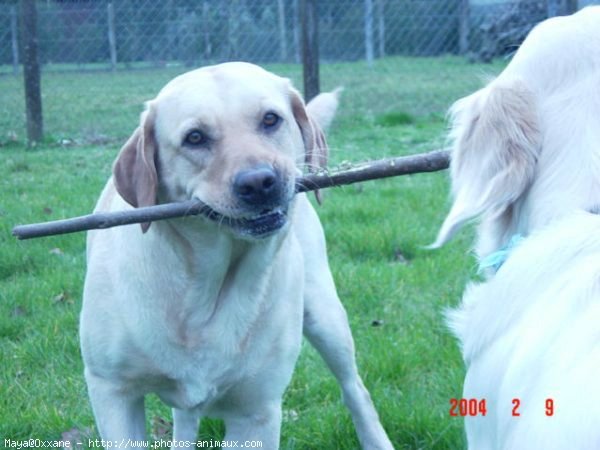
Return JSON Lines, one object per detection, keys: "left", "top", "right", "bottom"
{"left": 563, "top": 0, "right": 578, "bottom": 14}
{"left": 377, "top": 0, "right": 385, "bottom": 58}
{"left": 300, "top": 0, "right": 319, "bottom": 102}
{"left": 547, "top": 0, "right": 579, "bottom": 16}
{"left": 277, "top": 0, "right": 288, "bottom": 61}
{"left": 107, "top": 2, "right": 117, "bottom": 71}
{"left": 459, "top": 0, "right": 470, "bottom": 55}
{"left": 228, "top": 0, "right": 240, "bottom": 60}
{"left": 293, "top": 0, "right": 300, "bottom": 63}
{"left": 11, "top": 6, "right": 20, "bottom": 75}
{"left": 364, "top": 0, "right": 374, "bottom": 66}
{"left": 20, "top": 0, "right": 43, "bottom": 145}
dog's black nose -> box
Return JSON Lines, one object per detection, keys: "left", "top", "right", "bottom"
{"left": 233, "top": 166, "right": 282, "bottom": 207}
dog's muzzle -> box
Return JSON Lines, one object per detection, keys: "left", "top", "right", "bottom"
{"left": 198, "top": 165, "right": 292, "bottom": 239}
{"left": 232, "top": 209, "right": 289, "bottom": 238}
{"left": 233, "top": 165, "right": 285, "bottom": 209}
{"left": 199, "top": 206, "right": 289, "bottom": 239}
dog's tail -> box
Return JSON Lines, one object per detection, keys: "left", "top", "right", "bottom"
{"left": 306, "top": 87, "right": 343, "bottom": 132}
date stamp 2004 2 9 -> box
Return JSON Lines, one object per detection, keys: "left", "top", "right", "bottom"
{"left": 449, "top": 398, "right": 555, "bottom": 417}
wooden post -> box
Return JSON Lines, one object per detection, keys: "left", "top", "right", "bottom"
{"left": 458, "top": 0, "right": 470, "bottom": 55}
{"left": 20, "top": 0, "right": 43, "bottom": 145}
{"left": 364, "top": 0, "right": 374, "bottom": 66}
{"left": 300, "top": 0, "right": 319, "bottom": 102}
{"left": 107, "top": 2, "right": 117, "bottom": 71}
{"left": 11, "top": 6, "right": 19, "bottom": 75}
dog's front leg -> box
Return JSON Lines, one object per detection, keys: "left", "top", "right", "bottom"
{"left": 303, "top": 271, "right": 393, "bottom": 450}
{"left": 222, "top": 402, "right": 282, "bottom": 449}
{"left": 85, "top": 370, "right": 147, "bottom": 448}
{"left": 294, "top": 199, "right": 393, "bottom": 450}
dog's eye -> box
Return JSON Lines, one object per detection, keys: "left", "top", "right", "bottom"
{"left": 262, "top": 112, "right": 281, "bottom": 129}
{"left": 184, "top": 130, "right": 205, "bottom": 147}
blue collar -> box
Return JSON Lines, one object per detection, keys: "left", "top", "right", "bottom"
{"left": 478, "top": 234, "right": 525, "bottom": 274}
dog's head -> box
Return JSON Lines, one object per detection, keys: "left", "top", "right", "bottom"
{"left": 113, "top": 62, "right": 337, "bottom": 238}
{"left": 433, "top": 8, "right": 600, "bottom": 259}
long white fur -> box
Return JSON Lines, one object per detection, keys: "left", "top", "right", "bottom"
{"left": 434, "top": 7, "right": 600, "bottom": 449}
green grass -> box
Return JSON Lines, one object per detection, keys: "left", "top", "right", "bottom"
{"left": 0, "top": 56, "right": 501, "bottom": 448}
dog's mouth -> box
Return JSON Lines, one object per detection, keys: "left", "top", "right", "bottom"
{"left": 197, "top": 203, "right": 288, "bottom": 239}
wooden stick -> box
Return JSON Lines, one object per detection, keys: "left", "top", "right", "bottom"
{"left": 12, "top": 149, "right": 449, "bottom": 240}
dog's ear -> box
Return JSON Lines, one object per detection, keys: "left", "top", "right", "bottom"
{"left": 432, "top": 79, "right": 541, "bottom": 247}
{"left": 290, "top": 88, "right": 332, "bottom": 204}
{"left": 113, "top": 106, "right": 158, "bottom": 233}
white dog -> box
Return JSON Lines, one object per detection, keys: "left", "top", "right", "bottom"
{"left": 81, "top": 62, "right": 392, "bottom": 449}
{"left": 433, "top": 7, "right": 600, "bottom": 450}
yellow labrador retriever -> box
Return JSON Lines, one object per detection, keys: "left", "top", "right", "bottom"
{"left": 81, "top": 62, "right": 392, "bottom": 449}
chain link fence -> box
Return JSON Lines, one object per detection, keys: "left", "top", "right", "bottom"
{"left": 1, "top": 0, "right": 598, "bottom": 147}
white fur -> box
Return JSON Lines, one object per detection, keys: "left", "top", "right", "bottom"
{"left": 434, "top": 7, "right": 600, "bottom": 449}
{"left": 81, "top": 63, "right": 392, "bottom": 450}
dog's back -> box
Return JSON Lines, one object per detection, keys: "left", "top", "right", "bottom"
{"left": 434, "top": 7, "right": 600, "bottom": 449}
{"left": 448, "top": 211, "right": 600, "bottom": 449}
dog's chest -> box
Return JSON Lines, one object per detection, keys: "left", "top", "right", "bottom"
{"left": 150, "top": 352, "right": 240, "bottom": 411}
{"left": 127, "top": 310, "right": 273, "bottom": 411}
{"left": 162, "top": 256, "right": 275, "bottom": 349}
{"left": 84, "top": 228, "right": 305, "bottom": 412}
{"left": 132, "top": 249, "right": 302, "bottom": 410}
{"left": 140, "top": 302, "right": 299, "bottom": 412}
